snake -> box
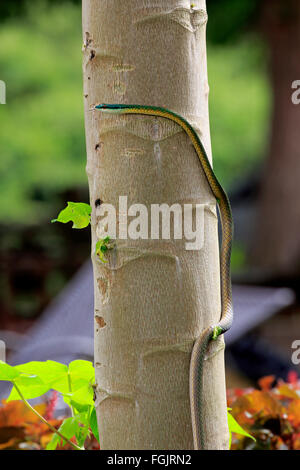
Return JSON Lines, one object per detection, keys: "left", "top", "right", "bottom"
{"left": 95, "top": 104, "right": 233, "bottom": 450}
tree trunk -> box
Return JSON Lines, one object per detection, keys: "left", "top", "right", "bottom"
{"left": 82, "top": 0, "right": 229, "bottom": 450}
{"left": 251, "top": 0, "right": 300, "bottom": 277}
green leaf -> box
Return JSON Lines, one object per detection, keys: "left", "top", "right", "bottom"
{"left": 227, "top": 411, "right": 256, "bottom": 448}
{"left": 7, "top": 375, "right": 50, "bottom": 401}
{"left": 0, "top": 360, "right": 20, "bottom": 381}
{"left": 65, "top": 382, "right": 94, "bottom": 406}
{"left": 212, "top": 326, "right": 222, "bottom": 340}
{"left": 46, "top": 432, "right": 60, "bottom": 451}
{"left": 2, "top": 357, "right": 96, "bottom": 446}
{"left": 75, "top": 425, "right": 89, "bottom": 449}
{"left": 7, "top": 360, "right": 69, "bottom": 399}
{"left": 51, "top": 202, "right": 91, "bottom": 229}
{"left": 46, "top": 416, "right": 82, "bottom": 450}
{"left": 89, "top": 407, "right": 99, "bottom": 443}
{"left": 69, "top": 400, "right": 91, "bottom": 414}
{"left": 75, "top": 426, "right": 90, "bottom": 447}
{"left": 57, "top": 361, "right": 95, "bottom": 408}
{"left": 74, "top": 412, "right": 90, "bottom": 448}
{"left": 66, "top": 360, "right": 95, "bottom": 398}
{"left": 74, "top": 411, "right": 90, "bottom": 448}
{"left": 1, "top": 360, "right": 67, "bottom": 401}
{"left": 95, "top": 240, "right": 108, "bottom": 263}
{"left": 15, "top": 360, "right": 68, "bottom": 384}
{"left": 69, "top": 360, "right": 95, "bottom": 382}
{"left": 60, "top": 416, "right": 81, "bottom": 438}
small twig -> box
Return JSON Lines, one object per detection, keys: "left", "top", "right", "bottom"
{"left": 68, "top": 371, "right": 75, "bottom": 417}
{"left": 13, "top": 383, "right": 82, "bottom": 451}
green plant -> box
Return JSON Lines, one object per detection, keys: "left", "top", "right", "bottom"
{"left": 0, "top": 357, "right": 255, "bottom": 451}
{"left": 95, "top": 237, "right": 114, "bottom": 263}
{"left": 227, "top": 408, "right": 255, "bottom": 448}
{"left": 52, "top": 201, "right": 114, "bottom": 262}
{"left": 0, "top": 356, "right": 255, "bottom": 450}
{"left": 0, "top": 359, "right": 98, "bottom": 450}
{"left": 51, "top": 201, "right": 91, "bottom": 229}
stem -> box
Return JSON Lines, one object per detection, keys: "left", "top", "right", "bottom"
{"left": 13, "top": 383, "right": 82, "bottom": 451}
{"left": 68, "top": 371, "right": 75, "bottom": 417}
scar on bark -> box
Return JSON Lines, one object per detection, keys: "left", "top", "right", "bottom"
{"left": 114, "top": 79, "right": 126, "bottom": 95}
{"left": 95, "top": 315, "right": 106, "bottom": 328}
{"left": 84, "top": 32, "right": 93, "bottom": 49}
{"left": 112, "top": 63, "right": 135, "bottom": 72}
{"left": 97, "top": 277, "right": 110, "bottom": 304}
{"left": 95, "top": 142, "right": 103, "bottom": 151}
{"left": 95, "top": 199, "right": 102, "bottom": 207}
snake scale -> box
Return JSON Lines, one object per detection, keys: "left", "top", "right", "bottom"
{"left": 95, "top": 104, "right": 233, "bottom": 450}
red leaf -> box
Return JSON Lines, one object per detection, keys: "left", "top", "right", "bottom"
{"left": 287, "top": 371, "right": 298, "bottom": 385}
{"left": 258, "top": 375, "right": 275, "bottom": 391}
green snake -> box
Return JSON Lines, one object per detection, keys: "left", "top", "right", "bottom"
{"left": 95, "top": 104, "right": 233, "bottom": 450}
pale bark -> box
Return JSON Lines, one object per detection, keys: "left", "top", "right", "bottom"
{"left": 82, "top": 0, "right": 229, "bottom": 450}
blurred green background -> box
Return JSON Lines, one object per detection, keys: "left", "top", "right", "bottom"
{"left": 0, "top": 1, "right": 269, "bottom": 224}
{"left": 0, "top": 0, "right": 271, "bottom": 328}
{"left": 0, "top": 2, "right": 85, "bottom": 224}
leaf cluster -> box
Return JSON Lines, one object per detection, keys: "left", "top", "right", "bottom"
{"left": 0, "top": 359, "right": 99, "bottom": 450}
{"left": 228, "top": 373, "right": 300, "bottom": 450}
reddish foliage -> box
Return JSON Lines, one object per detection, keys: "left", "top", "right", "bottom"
{"left": 3, "top": 375, "right": 300, "bottom": 450}
{"left": 0, "top": 399, "right": 62, "bottom": 450}
{"left": 0, "top": 399, "right": 100, "bottom": 450}
{"left": 287, "top": 371, "right": 298, "bottom": 385}
{"left": 228, "top": 372, "right": 300, "bottom": 450}
{"left": 258, "top": 375, "right": 275, "bottom": 391}
{"left": 44, "top": 391, "right": 58, "bottom": 421}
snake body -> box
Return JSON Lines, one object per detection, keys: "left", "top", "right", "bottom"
{"left": 95, "top": 104, "right": 233, "bottom": 450}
